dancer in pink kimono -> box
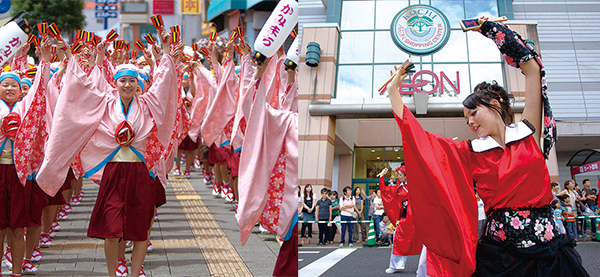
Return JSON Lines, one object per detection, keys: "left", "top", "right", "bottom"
{"left": 236, "top": 53, "right": 298, "bottom": 276}
{"left": 0, "top": 36, "right": 53, "bottom": 277}
{"left": 36, "top": 32, "right": 183, "bottom": 277}
{"left": 202, "top": 42, "right": 239, "bottom": 202}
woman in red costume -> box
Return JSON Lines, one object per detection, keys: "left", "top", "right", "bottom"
{"left": 385, "top": 17, "right": 589, "bottom": 276}
{"left": 378, "top": 166, "right": 426, "bottom": 275}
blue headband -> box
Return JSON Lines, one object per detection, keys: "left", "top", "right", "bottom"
{"left": 139, "top": 72, "right": 150, "bottom": 82}
{"left": 114, "top": 70, "right": 139, "bottom": 82}
{"left": 0, "top": 73, "right": 21, "bottom": 88}
{"left": 138, "top": 79, "right": 145, "bottom": 91}
{"left": 183, "top": 73, "right": 189, "bottom": 79}
{"left": 21, "top": 79, "right": 32, "bottom": 87}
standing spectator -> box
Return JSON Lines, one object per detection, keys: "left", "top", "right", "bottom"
{"left": 328, "top": 191, "right": 340, "bottom": 244}
{"left": 352, "top": 187, "right": 367, "bottom": 243}
{"left": 297, "top": 186, "right": 302, "bottom": 220}
{"left": 581, "top": 179, "right": 597, "bottom": 238}
{"left": 574, "top": 182, "right": 586, "bottom": 238}
{"left": 373, "top": 188, "right": 385, "bottom": 242}
{"left": 552, "top": 200, "right": 566, "bottom": 235}
{"left": 551, "top": 182, "right": 560, "bottom": 201}
{"left": 300, "top": 184, "right": 316, "bottom": 245}
{"left": 315, "top": 188, "right": 332, "bottom": 246}
{"left": 557, "top": 180, "right": 582, "bottom": 239}
{"left": 339, "top": 186, "right": 358, "bottom": 247}
{"left": 561, "top": 195, "right": 577, "bottom": 240}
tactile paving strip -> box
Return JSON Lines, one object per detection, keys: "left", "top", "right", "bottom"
{"left": 169, "top": 177, "right": 252, "bottom": 277}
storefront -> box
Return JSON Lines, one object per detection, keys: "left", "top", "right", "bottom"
{"left": 297, "top": 0, "right": 583, "bottom": 195}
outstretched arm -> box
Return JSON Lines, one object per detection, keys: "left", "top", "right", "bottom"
{"left": 520, "top": 59, "right": 542, "bottom": 149}
{"left": 386, "top": 68, "right": 410, "bottom": 119}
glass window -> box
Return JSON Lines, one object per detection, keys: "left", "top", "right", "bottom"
{"left": 431, "top": 63, "right": 471, "bottom": 100}
{"left": 467, "top": 31, "right": 502, "bottom": 62}
{"left": 374, "top": 64, "right": 399, "bottom": 99}
{"left": 341, "top": 1, "right": 375, "bottom": 30}
{"left": 337, "top": 65, "right": 373, "bottom": 99}
{"left": 374, "top": 31, "right": 410, "bottom": 63}
{"left": 430, "top": 0, "right": 465, "bottom": 29}
{"left": 464, "top": 0, "right": 498, "bottom": 19}
{"left": 339, "top": 31, "right": 375, "bottom": 64}
{"left": 469, "top": 63, "right": 504, "bottom": 89}
{"left": 375, "top": 0, "right": 409, "bottom": 29}
{"left": 432, "top": 31, "right": 468, "bottom": 62}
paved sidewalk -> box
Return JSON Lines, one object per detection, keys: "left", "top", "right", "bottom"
{"left": 3, "top": 168, "right": 281, "bottom": 276}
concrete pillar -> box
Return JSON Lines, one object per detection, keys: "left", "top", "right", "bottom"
{"left": 298, "top": 24, "right": 340, "bottom": 191}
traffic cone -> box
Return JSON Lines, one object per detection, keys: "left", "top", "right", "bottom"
{"left": 364, "top": 218, "right": 378, "bottom": 248}
{"left": 596, "top": 221, "right": 600, "bottom": 241}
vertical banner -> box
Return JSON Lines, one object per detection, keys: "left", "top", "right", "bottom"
{"left": 180, "top": 0, "right": 200, "bottom": 14}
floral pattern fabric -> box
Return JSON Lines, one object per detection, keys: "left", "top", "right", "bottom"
{"left": 484, "top": 205, "right": 559, "bottom": 248}
{"left": 479, "top": 21, "right": 556, "bottom": 160}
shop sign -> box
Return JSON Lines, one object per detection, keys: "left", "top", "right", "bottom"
{"left": 570, "top": 160, "right": 600, "bottom": 176}
{"left": 390, "top": 5, "right": 450, "bottom": 55}
{"left": 398, "top": 70, "right": 460, "bottom": 95}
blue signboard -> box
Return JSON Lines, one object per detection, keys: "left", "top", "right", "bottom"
{"left": 96, "top": 11, "right": 118, "bottom": 18}
{"left": 0, "top": 0, "right": 11, "bottom": 14}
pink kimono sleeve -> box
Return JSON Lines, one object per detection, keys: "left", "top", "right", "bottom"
{"left": 138, "top": 54, "right": 178, "bottom": 147}
{"left": 37, "top": 56, "right": 109, "bottom": 196}
{"left": 237, "top": 60, "right": 298, "bottom": 243}
{"left": 13, "top": 61, "right": 51, "bottom": 185}
{"left": 231, "top": 54, "right": 254, "bottom": 152}
{"left": 200, "top": 58, "right": 238, "bottom": 146}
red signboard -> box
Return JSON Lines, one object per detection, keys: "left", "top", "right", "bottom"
{"left": 153, "top": 0, "right": 174, "bottom": 14}
{"left": 570, "top": 160, "right": 600, "bottom": 176}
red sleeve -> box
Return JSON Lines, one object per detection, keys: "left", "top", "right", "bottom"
{"left": 395, "top": 105, "right": 477, "bottom": 276}
{"left": 380, "top": 177, "right": 401, "bottom": 225}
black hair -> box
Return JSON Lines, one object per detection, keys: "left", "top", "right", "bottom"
{"left": 583, "top": 179, "right": 590, "bottom": 185}
{"left": 551, "top": 182, "right": 559, "bottom": 188}
{"left": 462, "top": 81, "right": 514, "bottom": 125}
{"left": 551, "top": 200, "right": 560, "bottom": 207}
{"left": 342, "top": 186, "right": 352, "bottom": 199}
{"left": 321, "top": 188, "right": 328, "bottom": 194}
{"left": 382, "top": 212, "right": 387, "bottom": 218}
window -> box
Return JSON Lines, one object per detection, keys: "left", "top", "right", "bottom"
{"left": 337, "top": 0, "right": 503, "bottom": 101}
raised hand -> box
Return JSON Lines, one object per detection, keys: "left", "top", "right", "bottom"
{"left": 377, "top": 168, "right": 388, "bottom": 178}
{"left": 39, "top": 36, "right": 52, "bottom": 63}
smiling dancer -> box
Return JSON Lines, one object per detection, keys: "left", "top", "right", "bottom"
{"left": 384, "top": 17, "right": 588, "bottom": 276}
{"left": 37, "top": 31, "right": 183, "bottom": 277}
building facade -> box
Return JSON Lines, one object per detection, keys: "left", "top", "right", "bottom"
{"left": 299, "top": 0, "right": 600, "bottom": 196}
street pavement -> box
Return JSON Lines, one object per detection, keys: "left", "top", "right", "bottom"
{"left": 299, "top": 236, "right": 600, "bottom": 276}
{"left": 3, "top": 167, "right": 282, "bottom": 276}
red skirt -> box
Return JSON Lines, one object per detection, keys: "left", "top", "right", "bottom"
{"left": 87, "top": 162, "right": 155, "bottom": 241}
{"left": 0, "top": 165, "right": 47, "bottom": 229}
{"left": 208, "top": 143, "right": 230, "bottom": 166}
{"left": 178, "top": 135, "right": 198, "bottom": 151}
{"left": 227, "top": 151, "right": 241, "bottom": 178}
{"left": 46, "top": 169, "right": 75, "bottom": 206}
{"left": 154, "top": 177, "right": 166, "bottom": 208}
{"left": 273, "top": 223, "right": 298, "bottom": 277}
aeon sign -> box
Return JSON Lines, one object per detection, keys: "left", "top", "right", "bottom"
{"left": 398, "top": 70, "right": 460, "bottom": 95}
{"left": 390, "top": 5, "right": 451, "bottom": 55}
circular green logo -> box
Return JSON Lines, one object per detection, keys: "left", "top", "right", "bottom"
{"left": 390, "top": 5, "right": 451, "bottom": 55}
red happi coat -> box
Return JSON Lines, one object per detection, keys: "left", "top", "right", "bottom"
{"left": 379, "top": 177, "right": 423, "bottom": 256}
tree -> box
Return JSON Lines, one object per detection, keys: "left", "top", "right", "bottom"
{"left": 10, "top": 0, "right": 86, "bottom": 40}
{"left": 407, "top": 16, "right": 433, "bottom": 33}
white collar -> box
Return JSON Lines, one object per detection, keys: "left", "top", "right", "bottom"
{"left": 470, "top": 121, "right": 533, "bottom": 152}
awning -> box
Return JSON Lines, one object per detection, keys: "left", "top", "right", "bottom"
{"left": 206, "top": 0, "right": 246, "bottom": 22}
{"left": 566, "top": 149, "right": 600, "bottom": 167}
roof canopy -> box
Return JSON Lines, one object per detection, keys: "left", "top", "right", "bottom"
{"left": 566, "top": 149, "right": 600, "bottom": 167}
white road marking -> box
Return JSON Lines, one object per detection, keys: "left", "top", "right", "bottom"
{"left": 298, "top": 259, "right": 304, "bottom": 262}
{"left": 299, "top": 248, "right": 357, "bottom": 277}
{"left": 299, "top": 251, "right": 320, "bottom": 254}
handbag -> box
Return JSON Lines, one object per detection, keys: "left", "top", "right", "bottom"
{"left": 582, "top": 204, "right": 594, "bottom": 216}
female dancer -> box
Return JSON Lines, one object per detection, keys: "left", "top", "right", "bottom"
{"left": 385, "top": 18, "right": 588, "bottom": 276}
{"left": 378, "top": 167, "right": 426, "bottom": 275}
{"left": 37, "top": 32, "right": 183, "bottom": 277}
